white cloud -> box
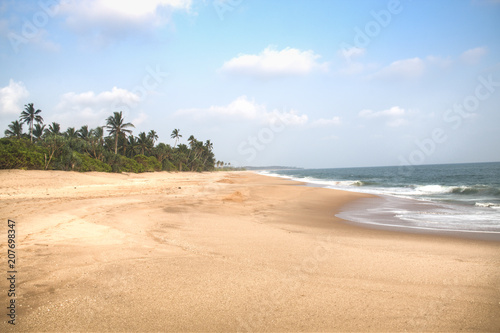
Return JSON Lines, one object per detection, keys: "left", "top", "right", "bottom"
{"left": 359, "top": 106, "right": 408, "bottom": 127}
{"left": 336, "top": 47, "right": 376, "bottom": 75}
{"left": 179, "top": 95, "right": 262, "bottom": 120}
{"left": 265, "top": 109, "right": 308, "bottom": 126}
{"left": 371, "top": 57, "right": 425, "bottom": 80}
{"left": 339, "top": 61, "right": 366, "bottom": 75}
{"left": 220, "top": 46, "right": 329, "bottom": 79}
{"left": 53, "top": 87, "right": 140, "bottom": 127}
{"left": 0, "top": 79, "right": 29, "bottom": 115}
{"left": 59, "top": 0, "right": 192, "bottom": 43}
{"left": 460, "top": 47, "right": 487, "bottom": 65}
{"left": 338, "top": 46, "right": 366, "bottom": 60}
{"left": 426, "top": 55, "right": 453, "bottom": 68}
{"left": 386, "top": 118, "right": 408, "bottom": 127}
{"left": 359, "top": 106, "right": 405, "bottom": 119}
{"left": 311, "top": 116, "right": 341, "bottom": 127}
{"left": 175, "top": 95, "right": 308, "bottom": 126}
{"left": 132, "top": 111, "right": 149, "bottom": 126}
{"left": 61, "top": 0, "right": 192, "bottom": 23}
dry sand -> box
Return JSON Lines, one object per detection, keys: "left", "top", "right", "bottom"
{"left": 1, "top": 170, "right": 499, "bottom": 332}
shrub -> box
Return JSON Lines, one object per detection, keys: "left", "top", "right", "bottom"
{"left": 0, "top": 138, "right": 47, "bottom": 170}
{"left": 162, "top": 159, "right": 177, "bottom": 171}
{"left": 105, "top": 154, "right": 144, "bottom": 173}
{"left": 73, "top": 152, "right": 112, "bottom": 172}
{"left": 133, "top": 154, "right": 161, "bottom": 172}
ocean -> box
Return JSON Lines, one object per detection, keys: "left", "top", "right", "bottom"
{"left": 259, "top": 162, "right": 500, "bottom": 236}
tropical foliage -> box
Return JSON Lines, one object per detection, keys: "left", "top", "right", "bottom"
{"left": 1, "top": 103, "right": 227, "bottom": 173}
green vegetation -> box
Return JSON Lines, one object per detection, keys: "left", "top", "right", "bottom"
{"left": 0, "top": 138, "right": 47, "bottom": 170}
{"left": 1, "top": 104, "right": 228, "bottom": 173}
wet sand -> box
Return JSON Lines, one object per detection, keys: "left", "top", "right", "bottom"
{"left": 1, "top": 170, "right": 499, "bottom": 331}
{"left": 337, "top": 195, "right": 500, "bottom": 242}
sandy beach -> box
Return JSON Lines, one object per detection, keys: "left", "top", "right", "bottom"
{"left": 1, "top": 170, "right": 499, "bottom": 332}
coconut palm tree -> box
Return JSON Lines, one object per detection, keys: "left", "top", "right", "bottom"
{"left": 185, "top": 135, "right": 199, "bottom": 162}
{"left": 124, "top": 135, "right": 138, "bottom": 157}
{"left": 175, "top": 144, "right": 189, "bottom": 171}
{"left": 204, "top": 140, "right": 213, "bottom": 152}
{"left": 203, "top": 140, "right": 214, "bottom": 167}
{"left": 65, "top": 127, "right": 78, "bottom": 139}
{"left": 105, "top": 111, "right": 135, "bottom": 155}
{"left": 44, "top": 122, "right": 61, "bottom": 136}
{"left": 4, "top": 120, "right": 23, "bottom": 139}
{"left": 171, "top": 129, "right": 181, "bottom": 148}
{"left": 88, "top": 126, "right": 105, "bottom": 160}
{"left": 137, "top": 131, "right": 153, "bottom": 155}
{"left": 148, "top": 130, "right": 158, "bottom": 145}
{"left": 152, "top": 143, "right": 172, "bottom": 164}
{"left": 19, "top": 103, "right": 43, "bottom": 143}
{"left": 33, "top": 123, "right": 45, "bottom": 141}
{"left": 92, "top": 126, "right": 104, "bottom": 145}
{"left": 78, "top": 125, "right": 91, "bottom": 140}
{"left": 187, "top": 135, "right": 197, "bottom": 149}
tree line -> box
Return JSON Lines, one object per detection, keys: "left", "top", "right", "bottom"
{"left": 1, "top": 103, "right": 231, "bottom": 172}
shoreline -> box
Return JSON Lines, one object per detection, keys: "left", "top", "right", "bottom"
{"left": 337, "top": 195, "right": 500, "bottom": 242}
{"left": 1, "top": 170, "right": 499, "bottom": 331}
{"left": 256, "top": 171, "right": 500, "bottom": 242}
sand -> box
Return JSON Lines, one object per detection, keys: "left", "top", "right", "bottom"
{"left": 1, "top": 170, "right": 499, "bottom": 332}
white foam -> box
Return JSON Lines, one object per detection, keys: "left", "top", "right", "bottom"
{"left": 338, "top": 196, "right": 500, "bottom": 234}
{"left": 413, "top": 184, "right": 453, "bottom": 194}
{"left": 475, "top": 202, "right": 500, "bottom": 209}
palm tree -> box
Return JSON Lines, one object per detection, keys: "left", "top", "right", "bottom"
{"left": 4, "top": 120, "right": 23, "bottom": 139}
{"left": 148, "top": 130, "right": 158, "bottom": 145}
{"left": 124, "top": 135, "right": 138, "bottom": 157}
{"left": 171, "top": 129, "right": 181, "bottom": 148}
{"left": 105, "top": 111, "right": 135, "bottom": 155}
{"left": 186, "top": 134, "right": 198, "bottom": 162}
{"left": 187, "top": 135, "right": 197, "bottom": 149}
{"left": 190, "top": 140, "right": 205, "bottom": 170}
{"left": 153, "top": 143, "right": 172, "bottom": 164}
{"left": 203, "top": 140, "right": 214, "bottom": 167}
{"left": 92, "top": 126, "right": 104, "bottom": 145}
{"left": 78, "top": 125, "right": 91, "bottom": 140}
{"left": 33, "top": 123, "right": 45, "bottom": 141}
{"left": 175, "top": 144, "right": 189, "bottom": 171}
{"left": 44, "top": 122, "right": 61, "bottom": 136}
{"left": 88, "top": 126, "right": 105, "bottom": 161}
{"left": 205, "top": 140, "right": 213, "bottom": 152}
{"left": 20, "top": 103, "right": 43, "bottom": 143}
{"left": 137, "top": 132, "right": 153, "bottom": 155}
{"left": 65, "top": 127, "right": 78, "bottom": 139}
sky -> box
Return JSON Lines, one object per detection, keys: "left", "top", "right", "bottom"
{"left": 0, "top": 0, "right": 499, "bottom": 169}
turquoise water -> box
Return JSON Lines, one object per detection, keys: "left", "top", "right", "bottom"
{"left": 260, "top": 162, "right": 500, "bottom": 234}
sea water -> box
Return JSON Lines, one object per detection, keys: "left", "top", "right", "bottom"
{"left": 259, "top": 162, "right": 500, "bottom": 235}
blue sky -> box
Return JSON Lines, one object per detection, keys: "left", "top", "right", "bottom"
{"left": 1, "top": 0, "right": 499, "bottom": 168}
